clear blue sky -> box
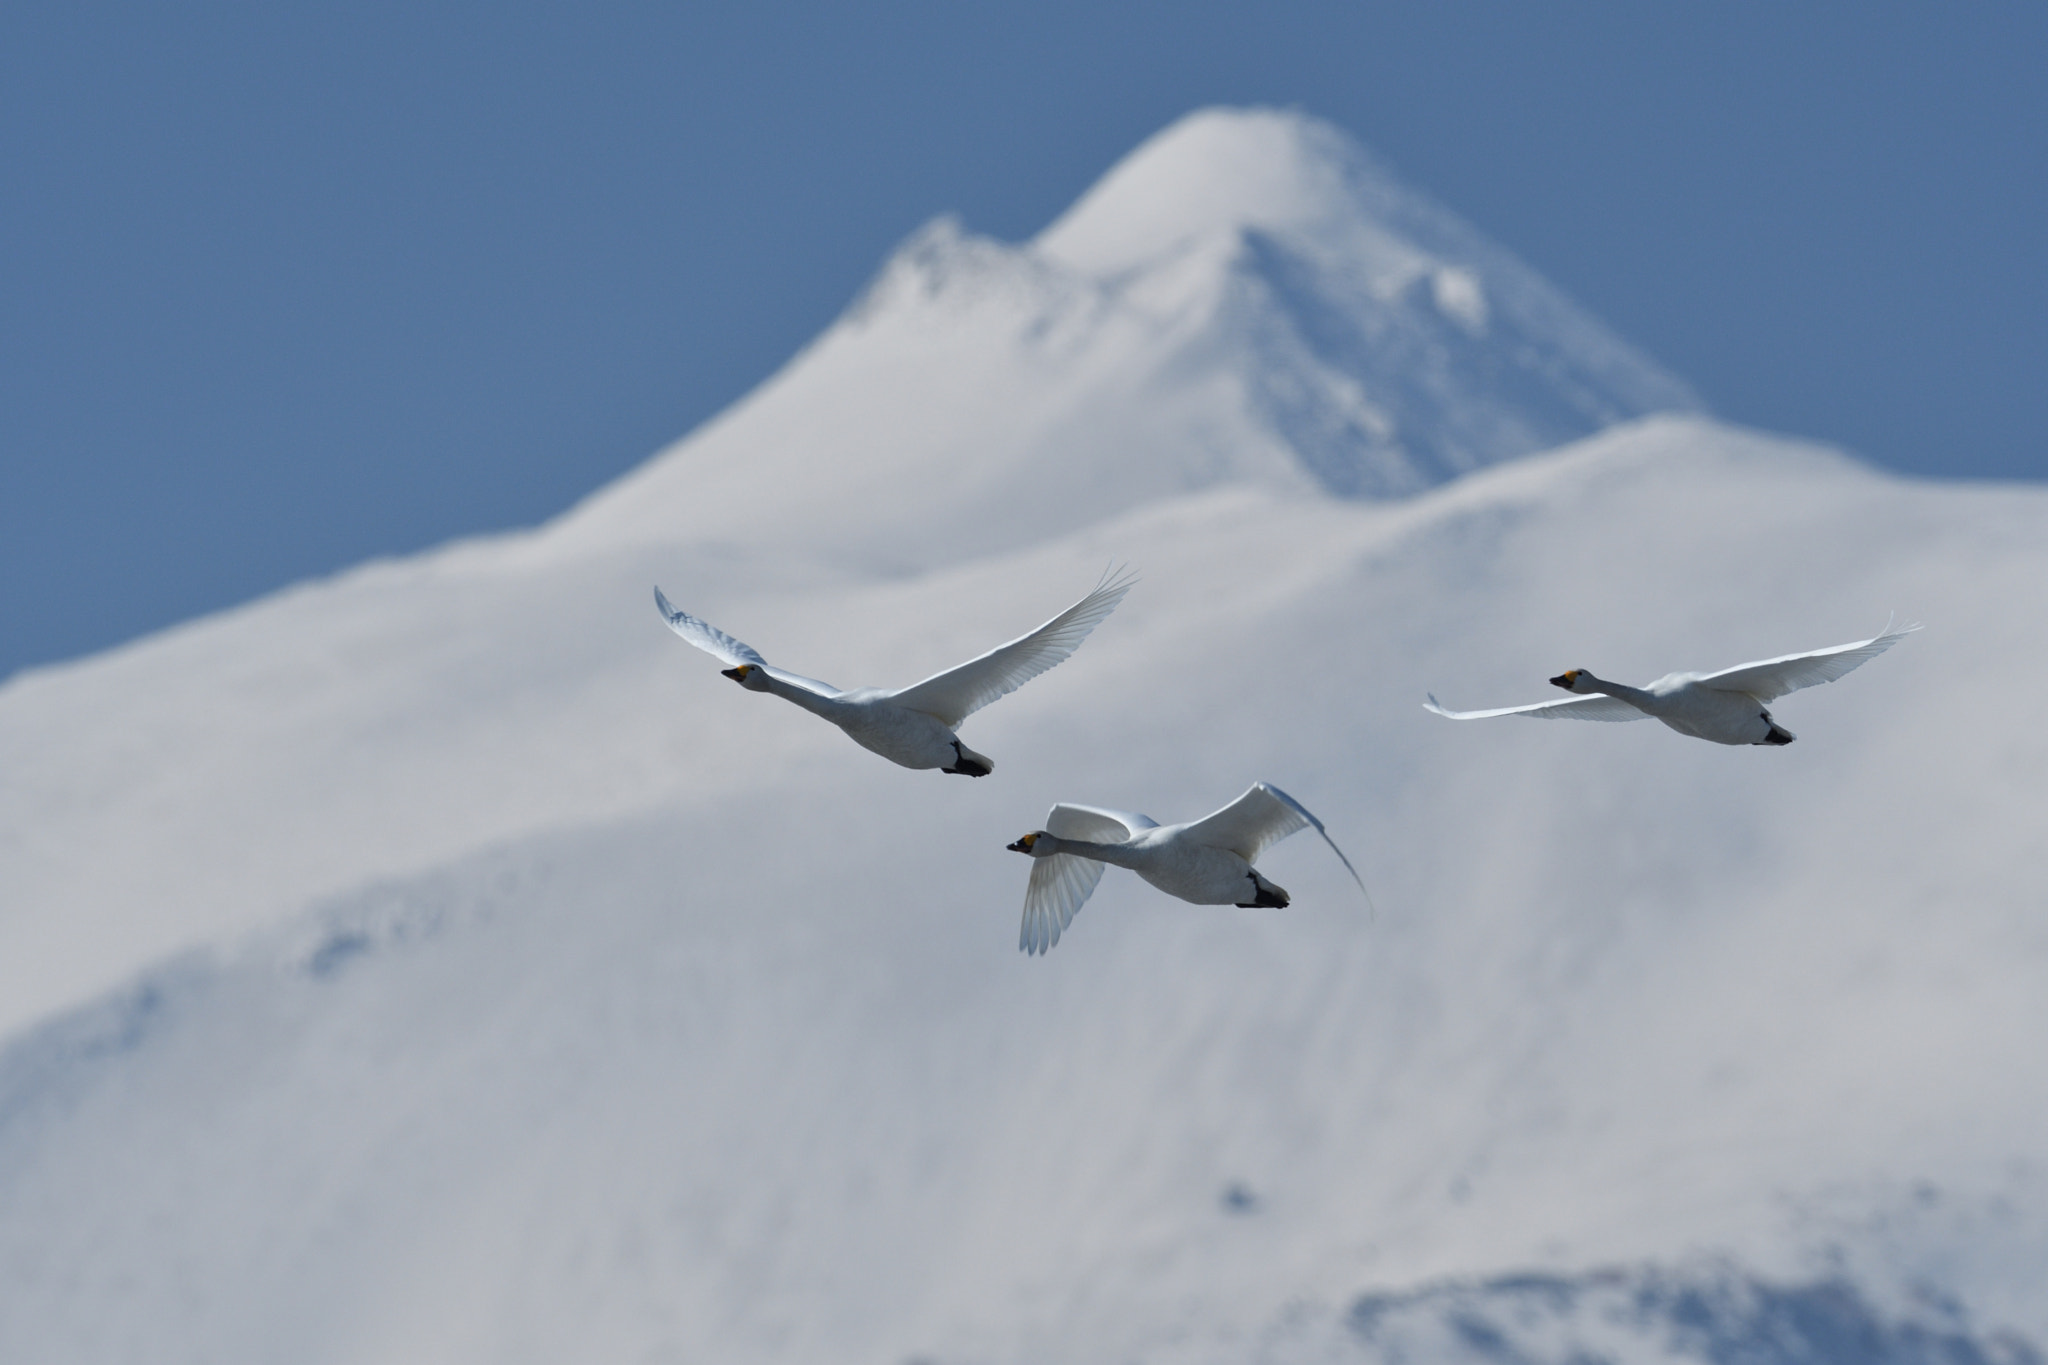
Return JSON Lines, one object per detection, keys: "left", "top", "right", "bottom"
{"left": 4, "top": 2, "right": 2043, "bottom": 680}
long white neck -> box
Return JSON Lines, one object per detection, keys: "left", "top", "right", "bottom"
{"left": 1043, "top": 835, "right": 1146, "bottom": 870}
{"left": 1576, "top": 672, "right": 1655, "bottom": 708}
{"left": 760, "top": 674, "right": 846, "bottom": 720}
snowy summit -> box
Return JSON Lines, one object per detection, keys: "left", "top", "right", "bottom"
{"left": 560, "top": 107, "right": 1700, "bottom": 567}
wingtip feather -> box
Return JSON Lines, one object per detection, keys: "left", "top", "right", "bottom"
{"left": 1260, "top": 781, "right": 1376, "bottom": 919}
{"left": 1258, "top": 781, "right": 1323, "bottom": 834}
{"left": 1094, "top": 560, "right": 1141, "bottom": 597}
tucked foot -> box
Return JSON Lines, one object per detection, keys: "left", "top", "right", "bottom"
{"left": 1236, "top": 873, "right": 1290, "bottom": 909}
{"left": 1757, "top": 713, "right": 1796, "bottom": 746}
{"left": 941, "top": 740, "right": 994, "bottom": 777}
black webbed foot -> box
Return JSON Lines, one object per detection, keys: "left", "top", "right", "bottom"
{"left": 1237, "top": 875, "right": 1290, "bottom": 909}
{"left": 941, "top": 741, "right": 993, "bottom": 777}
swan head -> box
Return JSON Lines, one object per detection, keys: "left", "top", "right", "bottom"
{"left": 721, "top": 664, "right": 772, "bottom": 691}
{"left": 1007, "top": 832, "right": 1053, "bottom": 858}
{"left": 1550, "top": 669, "right": 1592, "bottom": 693}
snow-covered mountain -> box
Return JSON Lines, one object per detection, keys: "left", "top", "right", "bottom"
{"left": 3, "top": 108, "right": 2044, "bottom": 1364}
{"left": 556, "top": 107, "right": 1699, "bottom": 565}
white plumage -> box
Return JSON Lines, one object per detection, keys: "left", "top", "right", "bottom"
{"left": 1008, "top": 783, "right": 1368, "bottom": 955}
{"left": 654, "top": 567, "right": 1136, "bottom": 775}
{"left": 1425, "top": 618, "right": 1920, "bottom": 746}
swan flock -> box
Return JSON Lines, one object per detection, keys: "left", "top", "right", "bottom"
{"left": 656, "top": 570, "right": 1916, "bottom": 953}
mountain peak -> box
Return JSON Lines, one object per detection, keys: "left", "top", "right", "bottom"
{"left": 557, "top": 107, "right": 1701, "bottom": 563}
{"left": 1032, "top": 107, "right": 1703, "bottom": 488}
{"left": 1036, "top": 106, "right": 1396, "bottom": 277}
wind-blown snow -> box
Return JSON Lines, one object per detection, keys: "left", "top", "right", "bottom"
{"left": 1, "top": 108, "right": 2043, "bottom": 1363}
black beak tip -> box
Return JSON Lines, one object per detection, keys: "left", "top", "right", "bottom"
{"left": 720, "top": 667, "right": 744, "bottom": 681}
{"left": 1006, "top": 838, "right": 1031, "bottom": 854}
{"left": 1548, "top": 673, "right": 1573, "bottom": 690}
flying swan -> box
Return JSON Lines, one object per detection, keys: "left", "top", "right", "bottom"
{"left": 653, "top": 567, "right": 1136, "bottom": 776}
{"left": 1006, "top": 783, "right": 1368, "bottom": 955}
{"left": 1423, "top": 618, "right": 1920, "bottom": 746}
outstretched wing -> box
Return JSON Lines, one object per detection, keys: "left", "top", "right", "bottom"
{"left": 1019, "top": 802, "right": 1157, "bottom": 957}
{"left": 1180, "top": 783, "right": 1309, "bottom": 864}
{"left": 652, "top": 587, "right": 842, "bottom": 698}
{"left": 1258, "top": 784, "right": 1370, "bottom": 903}
{"left": 1423, "top": 692, "right": 1646, "bottom": 722}
{"left": 889, "top": 566, "right": 1137, "bottom": 729}
{"left": 1694, "top": 618, "right": 1922, "bottom": 702}
{"left": 1181, "top": 783, "right": 1369, "bottom": 902}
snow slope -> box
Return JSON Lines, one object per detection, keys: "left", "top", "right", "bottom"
{"left": 3, "top": 109, "right": 2045, "bottom": 1362}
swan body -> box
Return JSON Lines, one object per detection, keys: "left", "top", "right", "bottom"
{"left": 1006, "top": 783, "right": 1367, "bottom": 955}
{"left": 654, "top": 568, "right": 1135, "bottom": 776}
{"left": 1424, "top": 619, "right": 1920, "bottom": 747}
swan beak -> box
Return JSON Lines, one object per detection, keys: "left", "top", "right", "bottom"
{"left": 1549, "top": 670, "right": 1578, "bottom": 690}
{"left": 722, "top": 665, "right": 754, "bottom": 682}
{"left": 1006, "top": 834, "right": 1038, "bottom": 854}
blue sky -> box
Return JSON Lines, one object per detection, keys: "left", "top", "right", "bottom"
{"left": 4, "top": 2, "right": 2044, "bottom": 681}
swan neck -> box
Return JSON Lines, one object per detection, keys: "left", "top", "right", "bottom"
{"left": 1049, "top": 836, "right": 1145, "bottom": 869}
{"left": 762, "top": 675, "right": 842, "bottom": 717}
{"left": 1581, "top": 673, "right": 1650, "bottom": 705}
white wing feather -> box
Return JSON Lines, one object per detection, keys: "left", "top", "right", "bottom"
{"left": 652, "top": 587, "right": 842, "bottom": 698}
{"left": 1694, "top": 618, "right": 1921, "bottom": 702}
{"left": 1423, "top": 692, "right": 1646, "bottom": 722}
{"left": 1178, "top": 783, "right": 1371, "bottom": 909}
{"left": 889, "top": 566, "right": 1136, "bottom": 728}
{"left": 1257, "top": 783, "right": 1370, "bottom": 902}
{"left": 1180, "top": 784, "right": 1308, "bottom": 863}
{"left": 1020, "top": 856, "right": 1105, "bottom": 956}
{"left": 1018, "top": 802, "right": 1157, "bottom": 957}
{"left": 1180, "top": 782, "right": 1369, "bottom": 905}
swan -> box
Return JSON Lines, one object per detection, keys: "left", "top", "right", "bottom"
{"left": 1006, "top": 783, "right": 1368, "bottom": 955}
{"left": 1424, "top": 618, "right": 1920, "bottom": 746}
{"left": 653, "top": 567, "right": 1135, "bottom": 776}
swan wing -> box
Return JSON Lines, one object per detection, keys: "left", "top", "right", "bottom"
{"left": 1257, "top": 783, "right": 1371, "bottom": 904}
{"left": 1182, "top": 783, "right": 1369, "bottom": 903}
{"left": 1180, "top": 784, "right": 1310, "bottom": 865}
{"left": 1695, "top": 618, "right": 1922, "bottom": 702}
{"left": 887, "top": 566, "right": 1137, "bottom": 728}
{"left": 652, "top": 587, "right": 842, "bottom": 698}
{"left": 1176, "top": 781, "right": 1345, "bottom": 879}
{"left": 1423, "top": 692, "right": 1645, "bottom": 722}
{"left": 1019, "top": 854, "right": 1107, "bottom": 956}
{"left": 1045, "top": 803, "right": 1159, "bottom": 842}
{"left": 1018, "top": 802, "right": 1156, "bottom": 956}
